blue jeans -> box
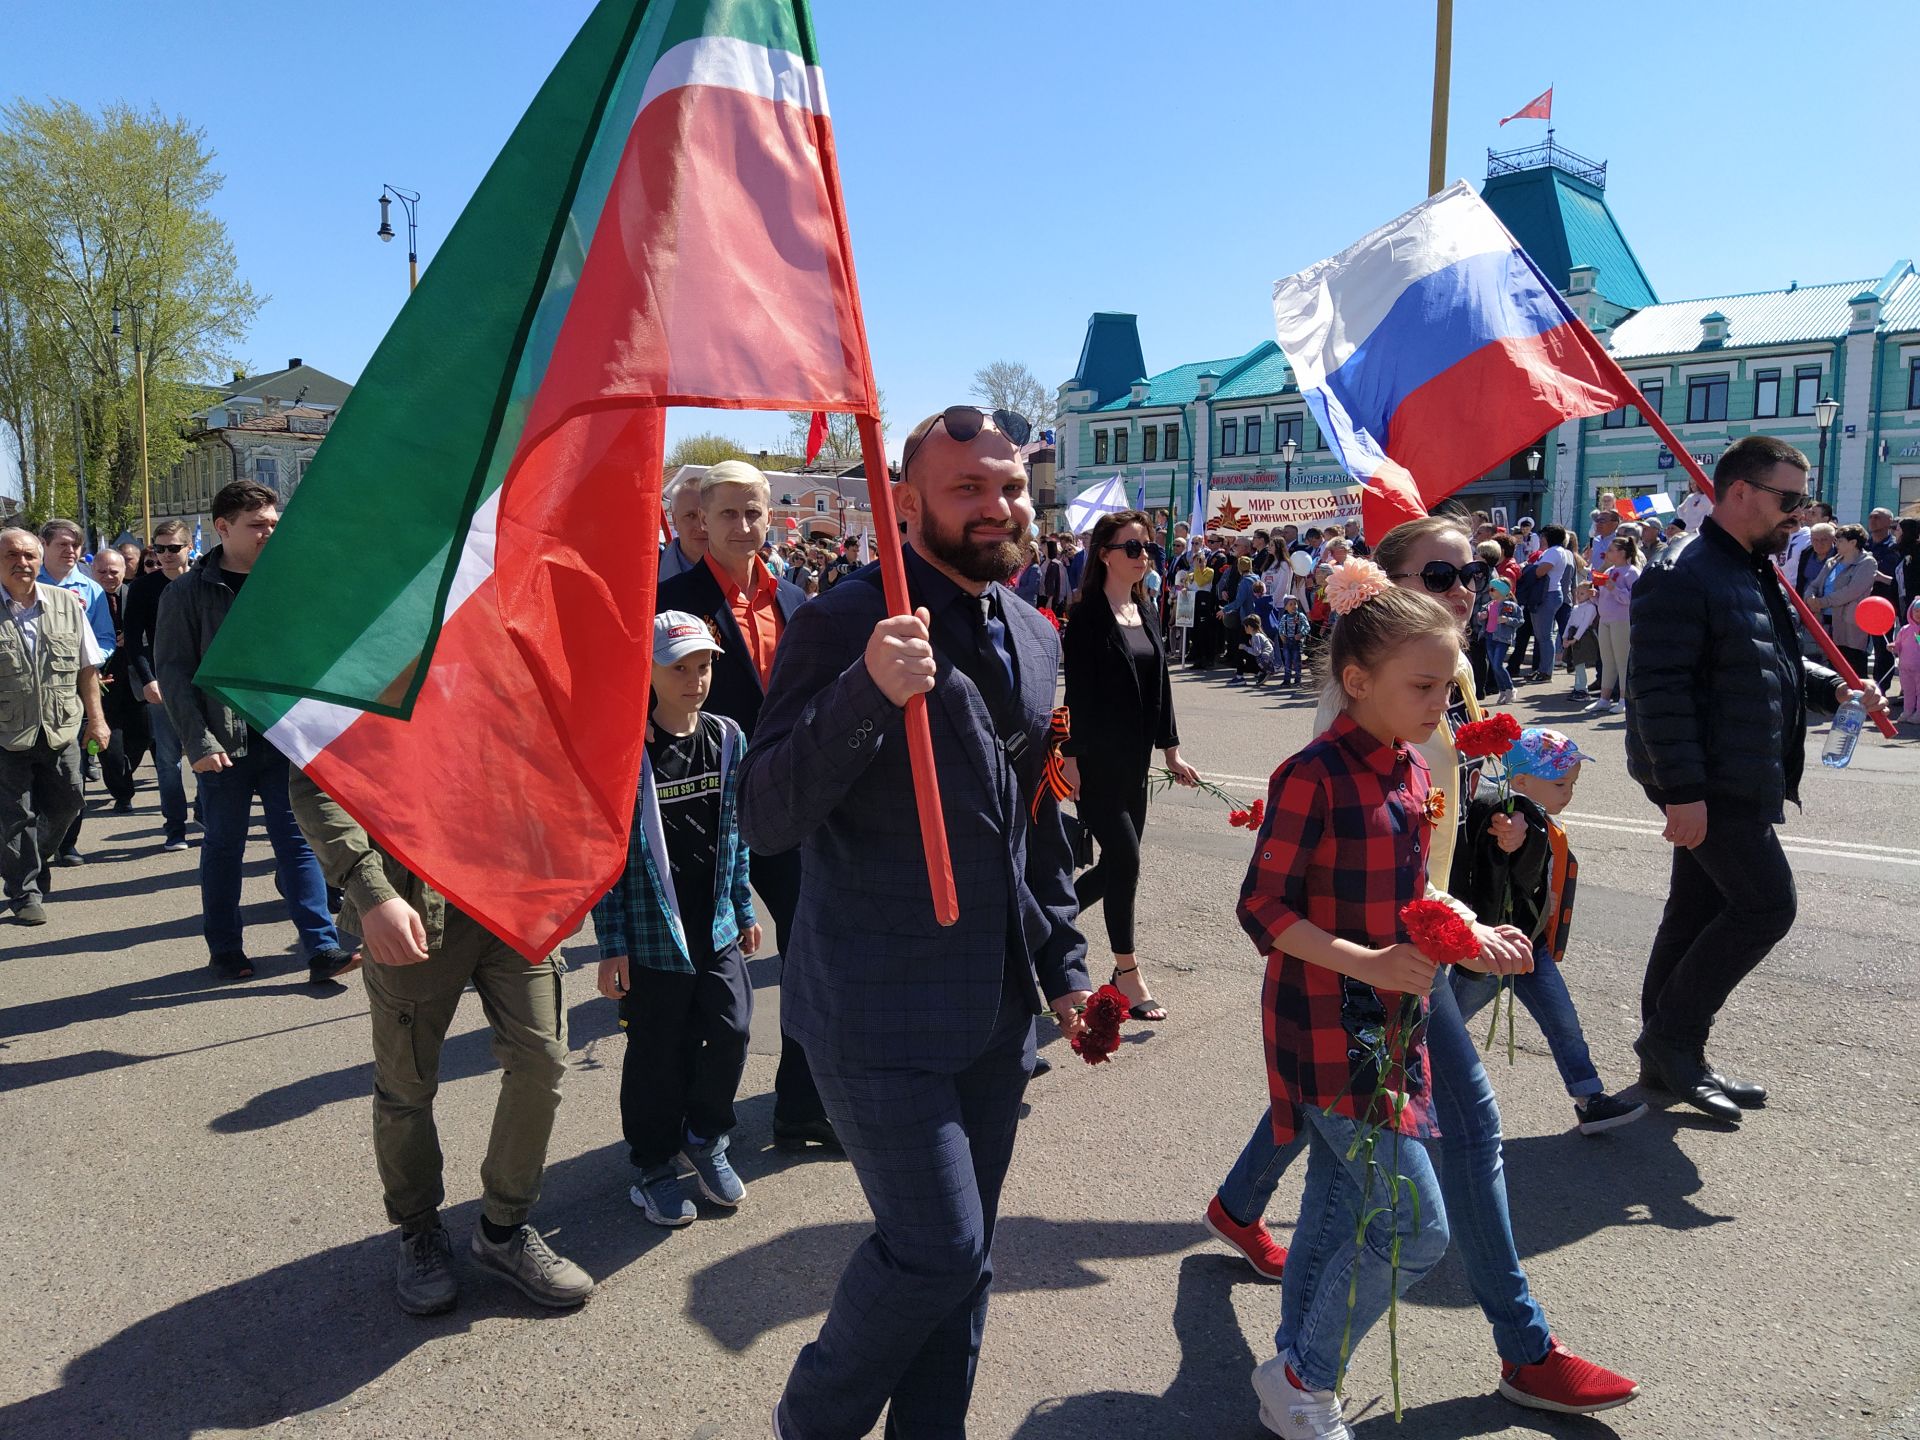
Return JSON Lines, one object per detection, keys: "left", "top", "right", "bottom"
{"left": 1450, "top": 950, "right": 1603, "bottom": 1099}
{"left": 1529, "top": 603, "right": 1563, "bottom": 673}
{"left": 1484, "top": 638, "right": 1513, "bottom": 694}
{"left": 1280, "top": 637, "right": 1303, "bottom": 683}
{"left": 1216, "top": 973, "right": 1554, "bottom": 1366}
{"left": 145, "top": 700, "right": 189, "bottom": 840}
{"left": 1276, "top": 1110, "right": 1448, "bottom": 1391}
{"left": 198, "top": 741, "right": 339, "bottom": 960}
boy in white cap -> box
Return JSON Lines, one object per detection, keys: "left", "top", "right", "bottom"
{"left": 1449, "top": 727, "right": 1648, "bottom": 1136}
{"left": 592, "top": 610, "right": 762, "bottom": 1226}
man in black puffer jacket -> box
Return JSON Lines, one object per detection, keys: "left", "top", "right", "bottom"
{"left": 1626, "top": 435, "right": 1889, "bottom": 1123}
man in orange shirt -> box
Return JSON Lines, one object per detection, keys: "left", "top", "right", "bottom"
{"left": 655, "top": 460, "right": 831, "bottom": 1151}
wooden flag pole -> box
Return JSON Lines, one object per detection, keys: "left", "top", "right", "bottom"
{"left": 1631, "top": 402, "right": 1898, "bottom": 739}
{"left": 855, "top": 413, "right": 961, "bottom": 925}
{"left": 1427, "top": 0, "right": 1454, "bottom": 197}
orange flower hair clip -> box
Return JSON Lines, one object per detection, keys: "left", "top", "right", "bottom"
{"left": 1322, "top": 557, "right": 1392, "bottom": 615}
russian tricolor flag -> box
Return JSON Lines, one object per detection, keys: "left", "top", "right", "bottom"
{"left": 1273, "top": 181, "right": 1638, "bottom": 540}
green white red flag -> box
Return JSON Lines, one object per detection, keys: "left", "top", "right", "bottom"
{"left": 198, "top": 0, "right": 879, "bottom": 956}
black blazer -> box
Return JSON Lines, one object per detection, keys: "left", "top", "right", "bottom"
{"left": 655, "top": 557, "right": 808, "bottom": 739}
{"left": 1061, "top": 589, "right": 1178, "bottom": 765}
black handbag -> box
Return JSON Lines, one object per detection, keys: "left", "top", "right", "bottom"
{"left": 1060, "top": 809, "right": 1095, "bottom": 870}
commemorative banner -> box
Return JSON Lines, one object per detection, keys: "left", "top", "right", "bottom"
{"left": 1202, "top": 485, "right": 1363, "bottom": 533}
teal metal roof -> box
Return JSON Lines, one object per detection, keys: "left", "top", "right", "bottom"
{"left": 1878, "top": 268, "right": 1920, "bottom": 333}
{"left": 1482, "top": 165, "right": 1657, "bottom": 309}
{"left": 1072, "top": 312, "right": 1149, "bottom": 409}
{"left": 1212, "top": 343, "right": 1299, "bottom": 400}
{"left": 1606, "top": 278, "right": 1870, "bottom": 358}
{"left": 1094, "top": 350, "right": 1249, "bottom": 410}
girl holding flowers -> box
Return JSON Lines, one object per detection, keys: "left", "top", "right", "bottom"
{"left": 1212, "top": 519, "right": 1639, "bottom": 1435}
{"left": 1236, "top": 561, "right": 1462, "bottom": 1438}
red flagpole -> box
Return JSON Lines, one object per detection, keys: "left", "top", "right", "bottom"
{"left": 855, "top": 414, "right": 960, "bottom": 924}
{"left": 1627, "top": 396, "right": 1896, "bottom": 739}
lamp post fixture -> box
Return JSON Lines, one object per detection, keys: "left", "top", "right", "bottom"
{"left": 376, "top": 184, "right": 423, "bottom": 290}
{"left": 110, "top": 302, "right": 152, "bottom": 543}
{"left": 1813, "top": 395, "right": 1840, "bottom": 501}
{"left": 1280, "top": 436, "right": 1299, "bottom": 491}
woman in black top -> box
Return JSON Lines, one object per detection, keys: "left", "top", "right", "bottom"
{"left": 1061, "top": 511, "right": 1199, "bottom": 1023}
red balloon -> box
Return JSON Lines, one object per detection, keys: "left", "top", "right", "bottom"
{"left": 1855, "top": 595, "right": 1897, "bottom": 637}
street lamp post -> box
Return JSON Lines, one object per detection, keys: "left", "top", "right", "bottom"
{"left": 1280, "top": 436, "right": 1299, "bottom": 491}
{"left": 110, "top": 303, "right": 152, "bottom": 543}
{"left": 376, "top": 184, "right": 423, "bottom": 290}
{"left": 1813, "top": 395, "right": 1840, "bottom": 502}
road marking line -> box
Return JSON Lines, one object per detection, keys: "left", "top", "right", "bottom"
{"left": 1199, "top": 775, "right": 1920, "bottom": 860}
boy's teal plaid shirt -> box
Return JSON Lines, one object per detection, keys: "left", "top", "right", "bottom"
{"left": 590, "top": 712, "right": 755, "bottom": 973}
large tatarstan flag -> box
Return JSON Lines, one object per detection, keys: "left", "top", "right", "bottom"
{"left": 198, "top": 0, "right": 877, "bottom": 957}
{"left": 1271, "top": 181, "right": 1636, "bottom": 541}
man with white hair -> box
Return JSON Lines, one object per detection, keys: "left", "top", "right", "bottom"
{"left": 2, "top": 527, "right": 111, "bottom": 924}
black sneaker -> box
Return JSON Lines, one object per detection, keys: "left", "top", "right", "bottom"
{"left": 210, "top": 951, "right": 255, "bottom": 981}
{"left": 112, "top": 798, "right": 134, "bottom": 814}
{"left": 53, "top": 849, "right": 84, "bottom": 867}
{"left": 396, "top": 1224, "right": 458, "bottom": 1316}
{"left": 1575, "top": 1091, "right": 1649, "bottom": 1135}
{"left": 308, "top": 947, "right": 361, "bottom": 984}
{"left": 13, "top": 900, "right": 47, "bottom": 926}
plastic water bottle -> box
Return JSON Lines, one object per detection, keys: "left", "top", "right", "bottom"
{"left": 1821, "top": 692, "right": 1865, "bottom": 769}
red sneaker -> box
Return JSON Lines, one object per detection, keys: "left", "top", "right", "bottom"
{"left": 1205, "top": 1195, "right": 1287, "bottom": 1280}
{"left": 1499, "top": 1337, "right": 1640, "bottom": 1414}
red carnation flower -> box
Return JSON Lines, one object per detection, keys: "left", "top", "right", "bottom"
{"left": 1072, "top": 984, "right": 1132, "bottom": 1064}
{"left": 1227, "top": 798, "right": 1266, "bottom": 830}
{"left": 1453, "top": 712, "right": 1522, "bottom": 760}
{"left": 1400, "top": 899, "right": 1480, "bottom": 967}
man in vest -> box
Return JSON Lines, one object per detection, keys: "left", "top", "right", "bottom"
{"left": 2, "top": 527, "right": 112, "bottom": 925}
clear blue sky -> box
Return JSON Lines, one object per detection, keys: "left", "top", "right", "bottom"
{"left": 5, "top": 0, "right": 1917, "bottom": 481}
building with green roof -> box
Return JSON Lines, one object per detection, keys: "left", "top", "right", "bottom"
{"left": 1056, "top": 140, "right": 1920, "bottom": 530}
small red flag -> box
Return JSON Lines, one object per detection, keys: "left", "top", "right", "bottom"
{"left": 1499, "top": 87, "right": 1553, "bottom": 127}
{"left": 1613, "top": 496, "right": 1637, "bottom": 521}
{"left": 805, "top": 409, "right": 829, "bottom": 465}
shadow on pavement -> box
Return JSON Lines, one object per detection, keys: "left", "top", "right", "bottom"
{"left": 1406, "top": 1116, "right": 1734, "bottom": 1320}
{"left": 1005, "top": 1253, "right": 1627, "bottom": 1440}
{"left": 686, "top": 1215, "right": 1203, "bottom": 1353}
{"left": 208, "top": 996, "right": 625, "bottom": 1133}
{"left": 0, "top": 1140, "right": 683, "bottom": 1439}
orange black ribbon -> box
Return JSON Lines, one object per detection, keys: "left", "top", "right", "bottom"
{"left": 1031, "top": 706, "right": 1073, "bottom": 820}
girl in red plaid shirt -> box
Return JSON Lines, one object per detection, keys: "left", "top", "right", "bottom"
{"left": 1236, "top": 568, "right": 1464, "bottom": 1440}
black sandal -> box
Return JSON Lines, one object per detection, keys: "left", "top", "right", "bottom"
{"left": 1112, "top": 964, "right": 1167, "bottom": 1022}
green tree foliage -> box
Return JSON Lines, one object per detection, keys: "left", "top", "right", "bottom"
{"left": 0, "top": 100, "right": 259, "bottom": 535}
{"left": 664, "top": 431, "right": 752, "bottom": 470}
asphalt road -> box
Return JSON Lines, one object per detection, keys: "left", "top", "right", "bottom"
{"left": 3, "top": 664, "right": 1917, "bottom": 1440}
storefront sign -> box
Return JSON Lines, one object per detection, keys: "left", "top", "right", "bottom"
{"left": 1203, "top": 485, "right": 1362, "bottom": 532}
{"left": 1656, "top": 445, "right": 1720, "bottom": 470}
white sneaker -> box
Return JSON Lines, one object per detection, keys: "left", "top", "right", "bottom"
{"left": 1498, "top": 689, "right": 1514, "bottom": 703}
{"left": 1251, "top": 1356, "right": 1350, "bottom": 1439}
{"left": 1581, "top": 699, "right": 1610, "bottom": 715}
{"left": 1607, "top": 700, "right": 1624, "bottom": 714}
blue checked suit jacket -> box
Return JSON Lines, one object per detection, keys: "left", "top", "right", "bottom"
{"left": 738, "top": 561, "right": 1090, "bottom": 1071}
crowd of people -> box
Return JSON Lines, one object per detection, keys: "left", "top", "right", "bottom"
{"left": 3, "top": 413, "right": 1909, "bottom": 1438}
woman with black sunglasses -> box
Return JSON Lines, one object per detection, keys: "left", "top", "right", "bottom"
{"left": 1059, "top": 510, "right": 1198, "bottom": 1025}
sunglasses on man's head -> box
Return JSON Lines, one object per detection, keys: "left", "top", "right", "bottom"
{"left": 1390, "top": 559, "right": 1493, "bottom": 595}
{"left": 901, "top": 406, "right": 1032, "bottom": 481}
{"left": 152, "top": 543, "right": 187, "bottom": 554}
{"left": 1101, "top": 538, "right": 1148, "bottom": 560}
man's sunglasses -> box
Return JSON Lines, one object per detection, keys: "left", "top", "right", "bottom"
{"left": 1390, "top": 560, "right": 1493, "bottom": 594}
{"left": 1739, "top": 476, "right": 1812, "bottom": 513}
{"left": 1101, "top": 538, "right": 1149, "bottom": 560}
{"left": 901, "top": 406, "right": 1032, "bottom": 480}
{"left": 152, "top": 543, "right": 187, "bottom": 554}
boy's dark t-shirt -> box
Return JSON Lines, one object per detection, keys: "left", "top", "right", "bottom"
{"left": 649, "top": 714, "right": 723, "bottom": 962}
